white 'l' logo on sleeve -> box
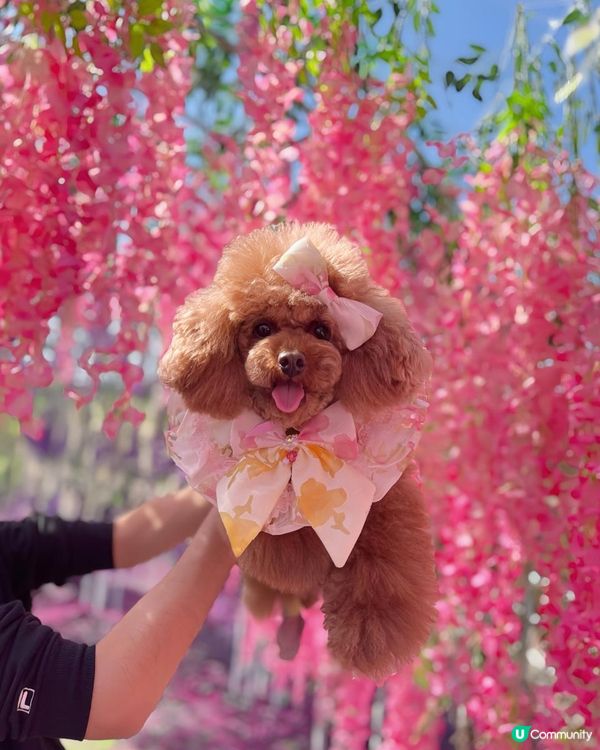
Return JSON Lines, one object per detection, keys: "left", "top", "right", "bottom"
{"left": 17, "top": 688, "right": 35, "bottom": 714}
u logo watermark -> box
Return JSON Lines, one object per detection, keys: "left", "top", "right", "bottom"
{"left": 512, "top": 726, "right": 531, "bottom": 742}
{"left": 511, "top": 725, "right": 593, "bottom": 743}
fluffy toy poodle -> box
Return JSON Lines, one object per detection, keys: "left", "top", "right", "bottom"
{"left": 160, "top": 222, "right": 437, "bottom": 679}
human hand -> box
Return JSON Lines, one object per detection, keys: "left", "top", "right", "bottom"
{"left": 113, "top": 486, "right": 212, "bottom": 568}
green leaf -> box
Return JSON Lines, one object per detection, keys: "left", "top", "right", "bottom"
{"left": 72, "top": 35, "right": 82, "bottom": 57}
{"left": 498, "top": 118, "right": 516, "bottom": 140}
{"left": 413, "top": 663, "right": 430, "bottom": 689}
{"left": 138, "top": 0, "right": 163, "bottom": 16}
{"left": 40, "top": 10, "right": 59, "bottom": 32}
{"left": 130, "top": 23, "right": 145, "bottom": 58}
{"left": 457, "top": 55, "right": 481, "bottom": 65}
{"left": 455, "top": 73, "right": 471, "bottom": 92}
{"left": 472, "top": 77, "right": 483, "bottom": 101}
{"left": 18, "top": 2, "right": 34, "bottom": 16}
{"left": 69, "top": 9, "right": 88, "bottom": 31}
{"left": 470, "top": 43, "right": 486, "bottom": 53}
{"left": 150, "top": 41, "right": 165, "bottom": 67}
{"left": 550, "top": 39, "right": 564, "bottom": 63}
{"left": 306, "top": 56, "right": 320, "bottom": 78}
{"left": 444, "top": 70, "right": 455, "bottom": 88}
{"left": 144, "top": 18, "right": 173, "bottom": 35}
{"left": 53, "top": 19, "right": 66, "bottom": 46}
{"left": 562, "top": 9, "right": 586, "bottom": 25}
{"left": 140, "top": 46, "right": 155, "bottom": 72}
{"left": 487, "top": 64, "right": 499, "bottom": 80}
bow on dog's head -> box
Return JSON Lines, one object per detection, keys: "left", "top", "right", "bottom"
{"left": 159, "top": 223, "right": 431, "bottom": 428}
{"left": 272, "top": 237, "right": 383, "bottom": 351}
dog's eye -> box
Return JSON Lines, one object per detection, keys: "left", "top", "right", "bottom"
{"left": 253, "top": 321, "right": 274, "bottom": 338}
{"left": 311, "top": 322, "right": 331, "bottom": 341}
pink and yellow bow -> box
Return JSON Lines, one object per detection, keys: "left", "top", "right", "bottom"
{"left": 273, "top": 237, "right": 383, "bottom": 350}
{"left": 216, "top": 401, "right": 376, "bottom": 567}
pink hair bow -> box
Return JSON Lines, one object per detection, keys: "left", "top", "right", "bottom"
{"left": 273, "top": 237, "right": 383, "bottom": 350}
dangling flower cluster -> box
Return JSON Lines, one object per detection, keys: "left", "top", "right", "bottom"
{"left": 0, "top": 0, "right": 224, "bottom": 437}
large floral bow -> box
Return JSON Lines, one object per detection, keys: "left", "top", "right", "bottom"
{"left": 273, "top": 237, "right": 383, "bottom": 350}
{"left": 216, "top": 401, "right": 376, "bottom": 567}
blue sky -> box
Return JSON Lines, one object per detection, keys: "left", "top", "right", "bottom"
{"left": 426, "top": 0, "right": 597, "bottom": 168}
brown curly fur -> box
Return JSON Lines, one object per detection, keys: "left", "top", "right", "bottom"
{"left": 159, "top": 222, "right": 438, "bottom": 679}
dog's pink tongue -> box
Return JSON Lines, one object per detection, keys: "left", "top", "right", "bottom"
{"left": 272, "top": 382, "right": 305, "bottom": 413}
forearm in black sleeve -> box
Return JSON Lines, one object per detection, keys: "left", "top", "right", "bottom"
{"left": 1, "top": 515, "right": 114, "bottom": 590}
{"left": 0, "top": 601, "right": 95, "bottom": 742}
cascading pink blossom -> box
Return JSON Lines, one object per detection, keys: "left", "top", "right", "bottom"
{"left": 0, "top": 0, "right": 225, "bottom": 438}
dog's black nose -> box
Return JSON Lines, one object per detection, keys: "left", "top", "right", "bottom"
{"left": 278, "top": 351, "right": 305, "bottom": 377}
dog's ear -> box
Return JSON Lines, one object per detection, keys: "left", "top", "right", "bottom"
{"left": 158, "top": 286, "right": 248, "bottom": 418}
{"left": 337, "top": 288, "right": 432, "bottom": 414}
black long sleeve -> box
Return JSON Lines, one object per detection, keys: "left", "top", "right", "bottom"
{"left": 0, "top": 515, "right": 114, "bottom": 748}
{"left": 0, "top": 601, "right": 95, "bottom": 743}
{"left": 0, "top": 515, "right": 114, "bottom": 598}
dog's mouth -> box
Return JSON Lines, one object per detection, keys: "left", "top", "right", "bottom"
{"left": 271, "top": 381, "right": 305, "bottom": 413}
